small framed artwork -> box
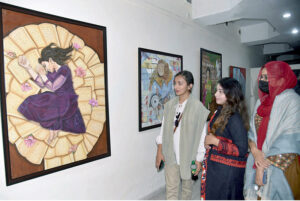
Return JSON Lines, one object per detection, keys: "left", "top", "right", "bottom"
{"left": 138, "top": 48, "right": 182, "bottom": 131}
{"left": 0, "top": 3, "right": 110, "bottom": 185}
{"left": 229, "top": 66, "right": 246, "bottom": 95}
{"left": 200, "top": 48, "right": 222, "bottom": 110}
{"left": 293, "top": 69, "right": 300, "bottom": 95}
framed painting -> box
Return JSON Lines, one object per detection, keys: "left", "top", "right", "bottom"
{"left": 200, "top": 48, "right": 222, "bottom": 110}
{"left": 0, "top": 3, "right": 110, "bottom": 185}
{"left": 229, "top": 66, "right": 246, "bottom": 95}
{"left": 138, "top": 48, "right": 182, "bottom": 131}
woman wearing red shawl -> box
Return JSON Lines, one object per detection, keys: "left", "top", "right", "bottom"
{"left": 244, "top": 61, "right": 300, "bottom": 200}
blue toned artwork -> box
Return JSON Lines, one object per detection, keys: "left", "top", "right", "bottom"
{"left": 140, "top": 51, "right": 181, "bottom": 129}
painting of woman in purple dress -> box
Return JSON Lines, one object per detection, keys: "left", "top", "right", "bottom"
{"left": 17, "top": 43, "right": 86, "bottom": 144}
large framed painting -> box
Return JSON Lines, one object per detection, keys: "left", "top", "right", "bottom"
{"left": 229, "top": 66, "right": 246, "bottom": 95}
{"left": 138, "top": 48, "right": 182, "bottom": 131}
{"left": 293, "top": 69, "right": 300, "bottom": 95}
{"left": 0, "top": 3, "right": 110, "bottom": 185}
{"left": 200, "top": 48, "right": 222, "bottom": 110}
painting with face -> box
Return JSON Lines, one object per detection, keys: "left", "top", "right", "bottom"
{"left": 0, "top": 3, "right": 110, "bottom": 185}
{"left": 200, "top": 48, "right": 222, "bottom": 110}
{"left": 138, "top": 48, "right": 182, "bottom": 131}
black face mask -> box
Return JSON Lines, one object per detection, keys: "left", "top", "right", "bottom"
{"left": 259, "top": 80, "right": 269, "bottom": 94}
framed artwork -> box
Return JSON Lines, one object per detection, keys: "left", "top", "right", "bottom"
{"left": 0, "top": 3, "right": 110, "bottom": 185}
{"left": 293, "top": 69, "right": 300, "bottom": 95}
{"left": 229, "top": 66, "right": 246, "bottom": 95}
{"left": 138, "top": 48, "right": 182, "bottom": 131}
{"left": 200, "top": 48, "right": 222, "bottom": 110}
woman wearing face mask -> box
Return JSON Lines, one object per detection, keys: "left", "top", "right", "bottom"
{"left": 155, "top": 70, "right": 209, "bottom": 200}
{"left": 244, "top": 61, "right": 300, "bottom": 200}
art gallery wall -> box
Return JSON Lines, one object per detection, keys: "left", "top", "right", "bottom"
{"left": 0, "top": 0, "right": 264, "bottom": 199}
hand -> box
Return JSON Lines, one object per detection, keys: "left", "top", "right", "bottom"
{"left": 204, "top": 133, "right": 220, "bottom": 147}
{"left": 155, "top": 146, "right": 165, "bottom": 169}
{"left": 255, "top": 166, "right": 265, "bottom": 186}
{"left": 252, "top": 147, "right": 270, "bottom": 168}
{"left": 194, "top": 161, "right": 202, "bottom": 176}
{"left": 36, "top": 63, "right": 46, "bottom": 75}
{"left": 18, "top": 56, "right": 31, "bottom": 70}
{"left": 204, "top": 144, "right": 211, "bottom": 149}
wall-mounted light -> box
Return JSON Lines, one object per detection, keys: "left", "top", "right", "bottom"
{"left": 291, "top": 28, "right": 298, "bottom": 34}
{"left": 282, "top": 12, "right": 291, "bottom": 19}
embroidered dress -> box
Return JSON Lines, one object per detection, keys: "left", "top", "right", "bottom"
{"left": 18, "top": 65, "right": 86, "bottom": 134}
{"left": 200, "top": 107, "right": 248, "bottom": 200}
{"left": 255, "top": 113, "right": 297, "bottom": 171}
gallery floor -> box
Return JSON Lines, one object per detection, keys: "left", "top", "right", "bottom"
{"left": 145, "top": 178, "right": 201, "bottom": 200}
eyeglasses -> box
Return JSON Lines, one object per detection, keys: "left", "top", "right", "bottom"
{"left": 175, "top": 112, "right": 181, "bottom": 127}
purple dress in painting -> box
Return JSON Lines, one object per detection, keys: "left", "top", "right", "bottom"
{"left": 18, "top": 65, "right": 86, "bottom": 134}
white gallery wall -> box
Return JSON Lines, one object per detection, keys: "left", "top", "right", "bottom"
{"left": 0, "top": 0, "right": 264, "bottom": 199}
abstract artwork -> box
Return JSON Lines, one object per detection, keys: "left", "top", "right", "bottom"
{"left": 138, "top": 48, "right": 182, "bottom": 131}
{"left": 229, "top": 66, "right": 246, "bottom": 95}
{"left": 293, "top": 69, "right": 300, "bottom": 95}
{"left": 200, "top": 48, "right": 222, "bottom": 110}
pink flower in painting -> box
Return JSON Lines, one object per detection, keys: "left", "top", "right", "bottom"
{"left": 21, "top": 82, "right": 32, "bottom": 92}
{"left": 75, "top": 67, "right": 86, "bottom": 78}
{"left": 24, "top": 135, "right": 36, "bottom": 147}
{"left": 5, "top": 51, "right": 17, "bottom": 59}
{"left": 73, "top": 43, "right": 81, "bottom": 50}
{"left": 89, "top": 98, "right": 98, "bottom": 107}
{"left": 69, "top": 144, "right": 78, "bottom": 153}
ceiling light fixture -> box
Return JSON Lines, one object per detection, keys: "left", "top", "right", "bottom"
{"left": 283, "top": 12, "right": 291, "bottom": 18}
{"left": 292, "top": 28, "right": 298, "bottom": 34}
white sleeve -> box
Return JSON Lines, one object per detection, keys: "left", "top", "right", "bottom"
{"left": 196, "top": 122, "right": 207, "bottom": 162}
{"left": 156, "top": 117, "right": 164, "bottom": 145}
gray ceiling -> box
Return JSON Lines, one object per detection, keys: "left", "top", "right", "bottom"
{"left": 192, "top": 0, "right": 300, "bottom": 62}
{"left": 141, "top": 0, "right": 300, "bottom": 63}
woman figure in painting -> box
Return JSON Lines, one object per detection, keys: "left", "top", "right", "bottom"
{"left": 18, "top": 43, "right": 86, "bottom": 144}
{"left": 203, "top": 68, "right": 212, "bottom": 109}
{"left": 155, "top": 70, "right": 209, "bottom": 200}
{"left": 201, "top": 77, "right": 249, "bottom": 200}
{"left": 149, "top": 59, "right": 173, "bottom": 105}
{"left": 244, "top": 61, "right": 300, "bottom": 200}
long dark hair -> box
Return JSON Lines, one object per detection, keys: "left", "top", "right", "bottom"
{"left": 211, "top": 77, "right": 249, "bottom": 134}
{"left": 38, "top": 43, "right": 73, "bottom": 65}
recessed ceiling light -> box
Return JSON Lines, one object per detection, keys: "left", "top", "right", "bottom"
{"left": 283, "top": 12, "right": 291, "bottom": 18}
{"left": 292, "top": 28, "right": 298, "bottom": 34}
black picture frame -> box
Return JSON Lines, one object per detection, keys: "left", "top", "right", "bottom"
{"left": 293, "top": 69, "right": 300, "bottom": 95}
{"left": 200, "top": 48, "right": 222, "bottom": 110}
{"left": 0, "top": 3, "right": 110, "bottom": 185}
{"left": 138, "top": 48, "right": 183, "bottom": 131}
